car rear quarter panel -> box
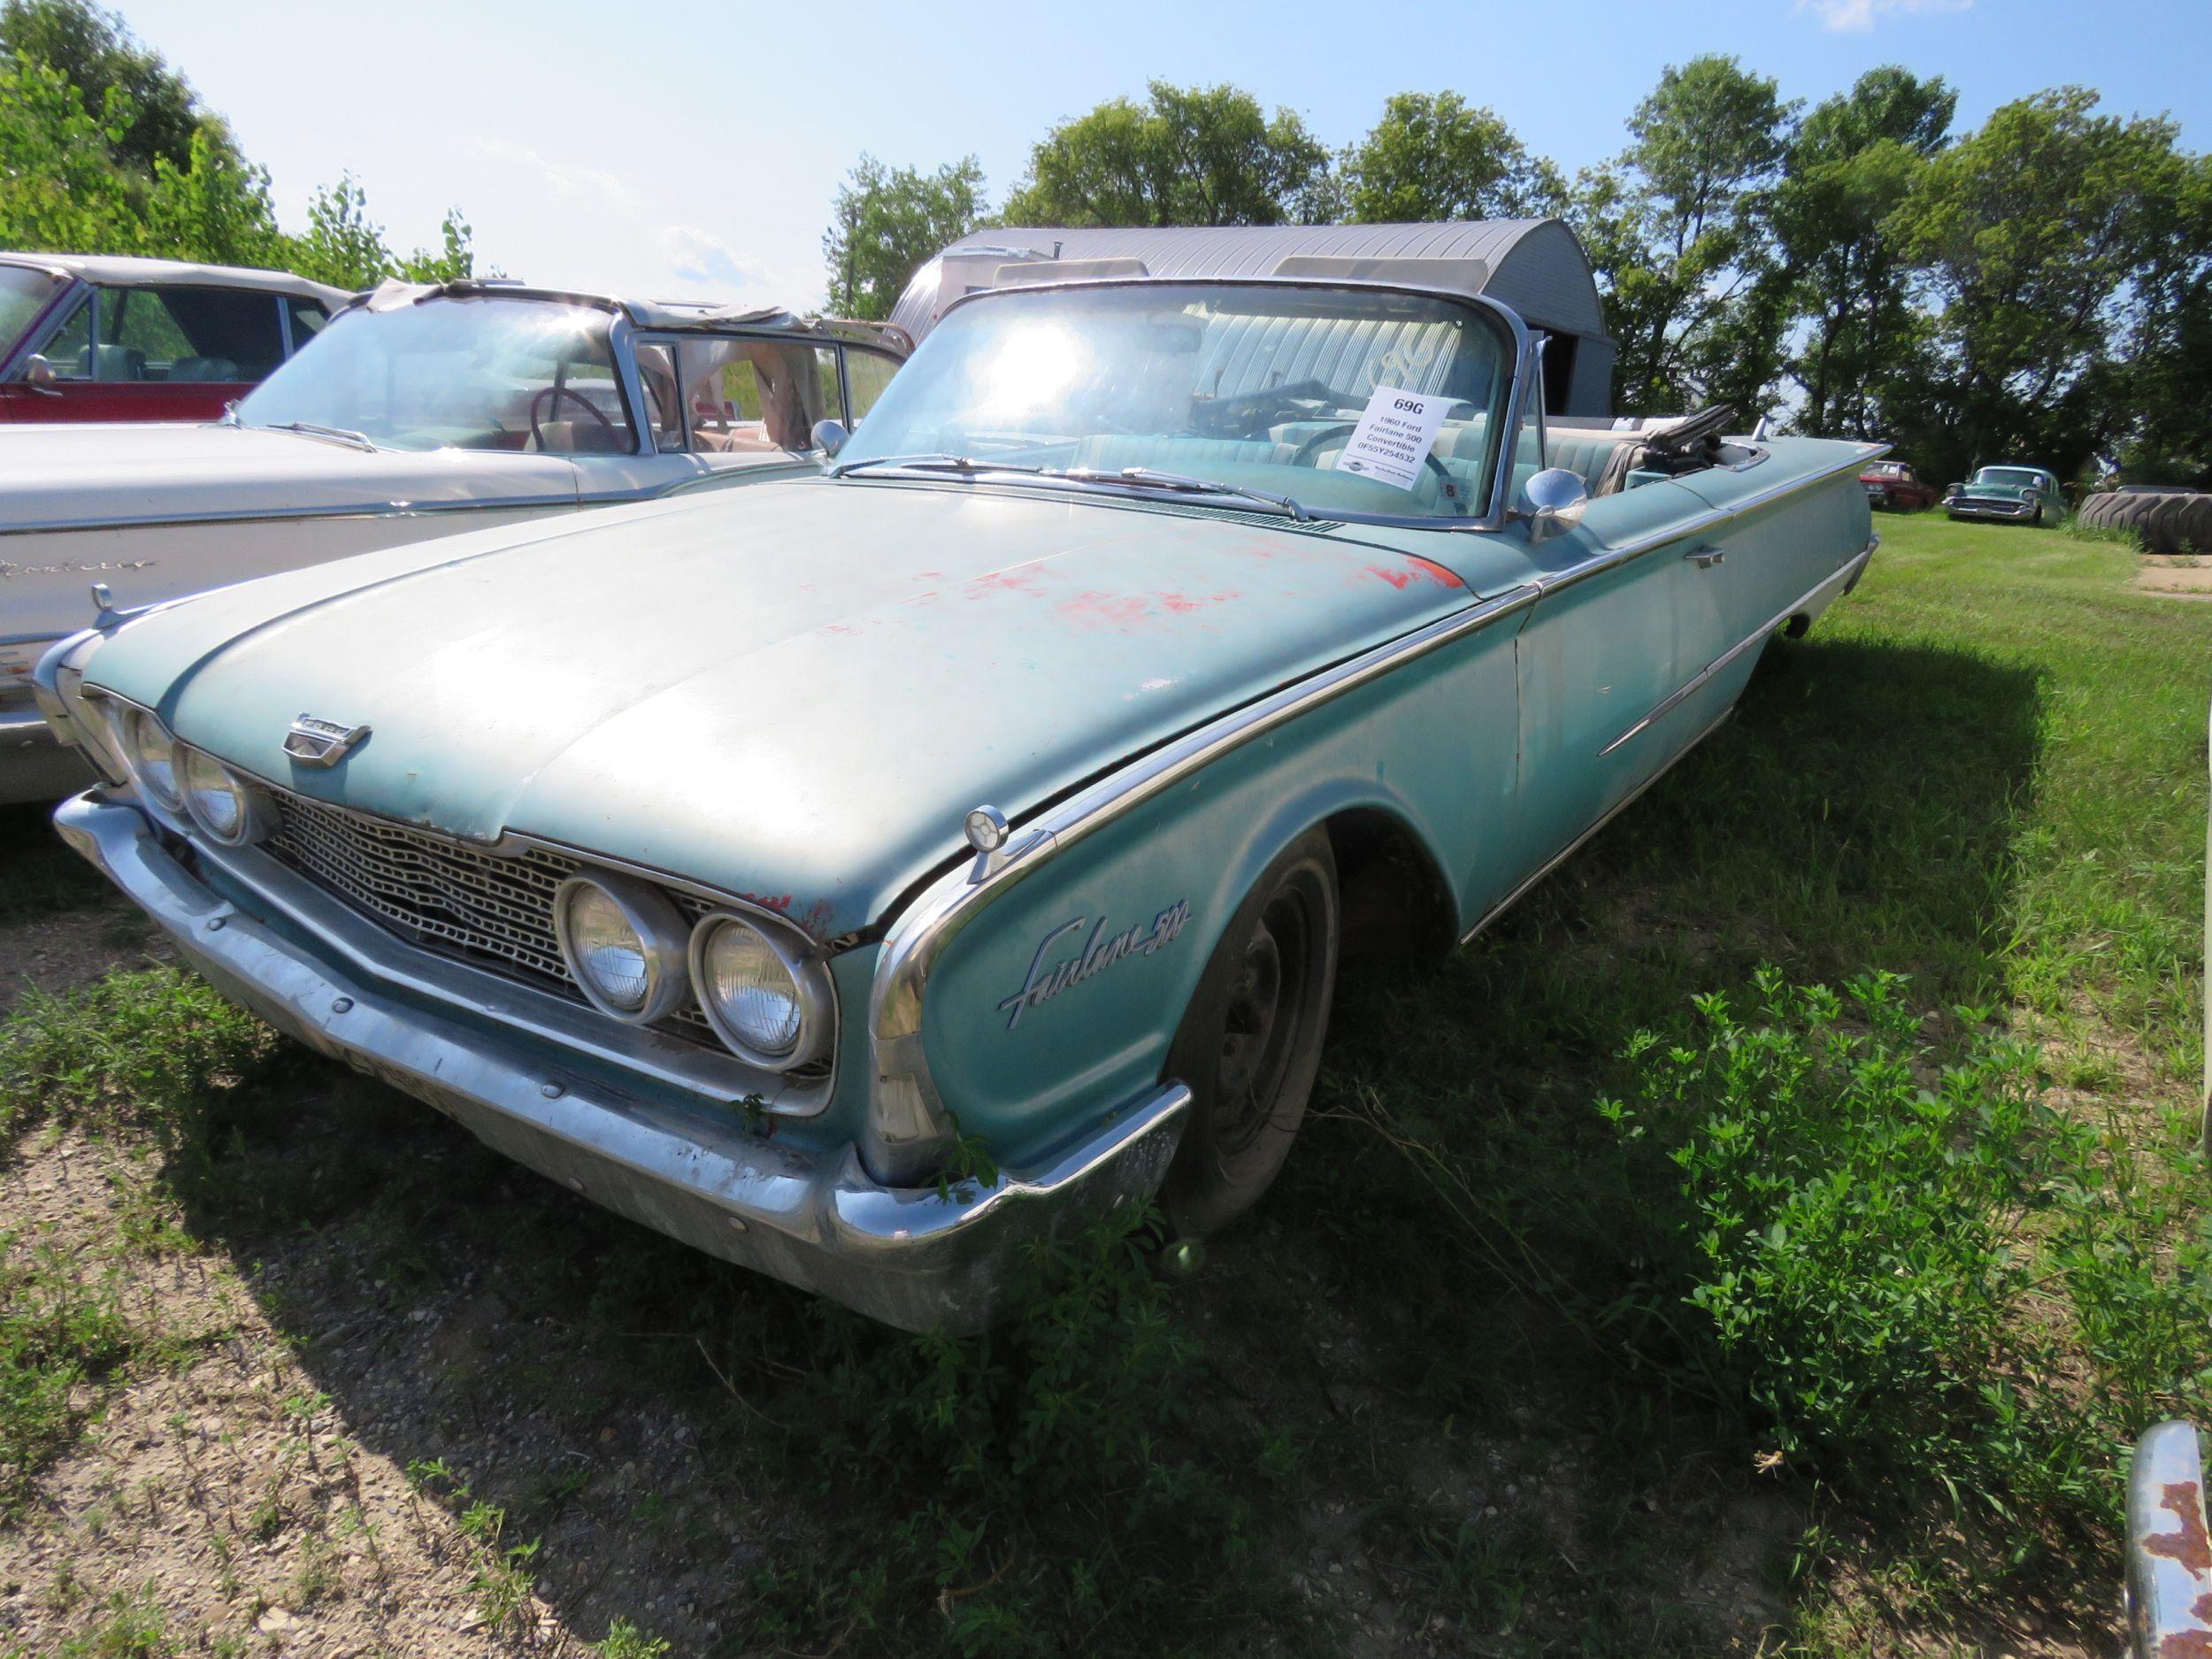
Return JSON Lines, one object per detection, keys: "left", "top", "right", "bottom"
{"left": 913, "top": 615, "right": 1520, "bottom": 1167}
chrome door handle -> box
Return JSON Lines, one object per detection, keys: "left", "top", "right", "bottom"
{"left": 1683, "top": 546, "right": 1724, "bottom": 569}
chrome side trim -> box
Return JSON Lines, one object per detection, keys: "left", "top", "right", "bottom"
{"left": 1598, "top": 543, "right": 1877, "bottom": 757}
{"left": 0, "top": 495, "right": 579, "bottom": 538}
{"left": 861, "top": 580, "right": 1543, "bottom": 1183}
{"left": 1532, "top": 441, "right": 1889, "bottom": 603}
{"left": 1460, "top": 704, "right": 1738, "bottom": 948}
{"left": 51, "top": 790, "right": 1188, "bottom": 1334}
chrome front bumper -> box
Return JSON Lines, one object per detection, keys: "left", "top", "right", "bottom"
{"left": 53, "top": 792, "right": 1191, "bottom": 1333}
{"left": 1947, "top": 498, "right": 2034, "bottom": 519}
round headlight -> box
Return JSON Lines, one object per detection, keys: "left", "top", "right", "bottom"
{"left": 553, "top": 874, "right": 687, "bottom": 1024}
{"left": 690, "top": 915, "right": 825, "bottom": 1067}
{"left": 120, "top": 707, "right": 182, "bottom": 810}
{"left": 179, "top": 747, "right": 266, "bottom": 844}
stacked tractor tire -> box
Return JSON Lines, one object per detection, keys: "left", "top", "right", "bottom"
{"left": 2077, "top": 489, "right": 2212, "bottom": 555}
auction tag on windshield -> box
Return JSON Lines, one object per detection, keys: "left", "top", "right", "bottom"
{"left": 1334, "top": 386, "right": 1453, "bottom": 493}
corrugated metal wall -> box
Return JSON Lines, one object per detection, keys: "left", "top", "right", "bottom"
{"left": 888, "top": 219, "right": 1615, "bottom": 415}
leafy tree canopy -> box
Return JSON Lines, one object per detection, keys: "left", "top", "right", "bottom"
{"left": 1339, "top": 92, "right": 1565, "bottom": 224}
{"left": 1002, "top": 81, "right": 1331, "bottom": 228}
{"left": 823, "top": 154, "right": 987, "bottom": 322}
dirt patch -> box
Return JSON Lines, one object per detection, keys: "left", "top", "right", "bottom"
{"left": 0, "top": 907, "right": 167, "bottom": 1018}
{"left": 2134, "top": 559, "right": 2212, "bottom": 598}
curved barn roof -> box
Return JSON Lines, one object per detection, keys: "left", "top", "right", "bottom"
{"left": 889, "top": 219, "right": 1615, "bottom": 414}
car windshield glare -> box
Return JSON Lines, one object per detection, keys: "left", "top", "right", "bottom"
{"left": 833, "top": 281, "right": 1517, "bottom": 526}
{"left": 235, "top": 295, "right": 635, "bottom": 455}
{"left": 1976, "top": 467, "right": 2043, "bottom": 488}
{"left": 0, "top": 265, "right": 63, "bottom": 357}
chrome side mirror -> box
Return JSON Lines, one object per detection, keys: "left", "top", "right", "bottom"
{"left": 21, "top": 355, "right": 58, "bottom": 393}
{"left": 811, "top": 419, "right": 849, "bottom": 458}
{"left": 1521, "top": 466, "right": 1589, "bottom": 524}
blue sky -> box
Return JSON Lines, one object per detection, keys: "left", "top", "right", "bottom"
{"left": 111, "top": 0, "right": 2212, "bottom": 312}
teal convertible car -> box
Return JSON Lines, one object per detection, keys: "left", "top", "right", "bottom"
{"left": 35, "top": 233, "right": 1882, "bottom": 1329}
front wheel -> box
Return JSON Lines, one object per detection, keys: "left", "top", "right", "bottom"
{"left": 1162, "top": 829, "right": 1340, "bottom": 1237}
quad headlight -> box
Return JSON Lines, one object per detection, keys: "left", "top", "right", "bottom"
{"left": 689, "top": 914, "right": 828, "bottom": 1069}
{"left": 179, "top": 747, "right": 271, "bottom": 845}
{"left": 553, "top": 874, "right": 688, "bottom": 1024}
{"left": 116, "top": 705, "right": 183, "bottom": 810}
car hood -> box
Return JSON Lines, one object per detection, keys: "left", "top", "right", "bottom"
{"left": 0, "top": 422, "right": 580, "bottom": 528}
{"left": 86, "top": 478, "right": 1480, "bottom": 938}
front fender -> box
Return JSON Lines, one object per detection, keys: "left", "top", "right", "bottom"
{"left": 901, "top": 605, "right": 1522, "bottom": 1174}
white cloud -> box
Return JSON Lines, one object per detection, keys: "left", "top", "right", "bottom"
{"left": 465, "top": 137, "right": 635, "bottom": 210}
{"left": 656, "top": 226, "right": 772, "bottom": 293}
{"left": 1800, "top": 0, "right": 1970, "bottom": 29}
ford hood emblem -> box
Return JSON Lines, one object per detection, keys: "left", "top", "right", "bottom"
{"left": 283, "top": 713, "right": 371, "bottom": 768}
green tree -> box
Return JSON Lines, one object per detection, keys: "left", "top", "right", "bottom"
{"left": 2109, "top": 151, "right": 2212, "bottom": 486}
{"left": 1890, "top": 87, "right": 2192, "bottom": 486}
{"left": 823, "top": 153, "right": 987, "bottom": 321}
{"left": 1001, "top": 81, "right": 1331, "bottom": 228}
{"left": 1338, "top": 92, "right": 1565, "bottom": 223}
{"left": 1770, "top": 66, "right": 1955, "bottom": 439}
{"left": 0, "top": 0, "right": 227, "bottom": 178}
{"left": 0, "top": 51, "right": 132, "bottom": 250}
{"left": 1578, "top": 55, "right": 1798, "bottom": 417}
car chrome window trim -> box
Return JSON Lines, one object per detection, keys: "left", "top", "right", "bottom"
{"left": 0, "top": 495, "right": 592, "bottom": 538}
{"left": 915, "top": 274, "right": 1535, "bottom": 534}
{"left": 0, "top": 272, "right": 87, "bottom": 380}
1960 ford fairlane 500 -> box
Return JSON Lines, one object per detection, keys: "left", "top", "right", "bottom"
{"left": 35, "top": 231, "right": 1882, "bottom": 1329}
{"left": 0, "top": 278, "right": 904, "bottom": 803}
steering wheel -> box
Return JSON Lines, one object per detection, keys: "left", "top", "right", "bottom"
{"left": 1196, "top": 378, "right": 1367, "bottom": 439}
{"left": 1289, "top": 419, "right": 1465, "bottom": 511}
{"left": 529, "top": 385, "right": 616, "bottom": 451}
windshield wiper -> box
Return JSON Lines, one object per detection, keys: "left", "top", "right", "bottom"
{"left": 1056, "top": 465, "right": 1309, "bottom": 522}
{"left": 259, "top": 419, "right": 378, "bottom": 453}
{"left": 829, "top": 452, "right": 1048, "bottom": 480}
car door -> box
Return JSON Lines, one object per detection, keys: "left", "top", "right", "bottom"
{"left": 578, "top": 332, "right": 849, "bottom": 501}
{"left": 1506, "top": 480, "right": 1732, "bottom": 890}
{"left": 21, "top": 285, "right": 287, "bottom": 422}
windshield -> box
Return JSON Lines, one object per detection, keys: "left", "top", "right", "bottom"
{"left": 0, "top": 265, "right": 64, "bottom": 357}
{"left": 1973, "top": 467, "right": 2045, "bottom": 488}
{"left": 235, "top": 296, "right": 634, "bottom": 454}
{"left": 833, "top": 281, "right": 1517, "bottom": 525}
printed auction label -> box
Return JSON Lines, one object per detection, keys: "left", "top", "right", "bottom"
{"left": 1334, "top": 386, "right": 1453, "bottom": 492}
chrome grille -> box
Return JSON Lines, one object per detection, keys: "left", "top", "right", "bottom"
{"left": 268, "top": 791, "right": 583, "bottom": 987}
{"left": 260, "top": 789, "right": 831, "bottom": 1079}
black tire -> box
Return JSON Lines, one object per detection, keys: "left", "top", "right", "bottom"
{"left": 2145, "top": 494, "right": 2194, "bottom": 556}
{"left": 2079, "top": 492, "right": 2122, "bottom": 529}
{"left": 2180, "top": 495, "right": 2212, "bottom": 556}
{"left": 2032, "top": 503, "right": 2044, "bottom": 526}
{"left": 1161, "top": 828, "right": 1339, "bottom": 1237}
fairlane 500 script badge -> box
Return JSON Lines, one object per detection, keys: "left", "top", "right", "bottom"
{"left": 997, "top": 902, "right": 1191, "bottom": 1031}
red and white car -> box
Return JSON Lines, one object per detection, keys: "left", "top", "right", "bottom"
{"left": 1858, "top": 458, "right": 1939, "bottom": 511}
{"left": 0, "top": 253, "right": 349, "bottom": 425}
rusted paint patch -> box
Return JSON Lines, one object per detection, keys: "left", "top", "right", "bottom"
{"left": 1055, "top": 588, "right": 1242, "bottom": 630}
{"left": 2162, "top": 1594, "right": 2212, "bottom": 1659}
{"left": 1363, "top": 557, "right": 1464, "bottom": 591}
{"left": 962, "top": 567, "right": 1054, "bottom": 600}
{"left": 736, "top": 891, "right": 795, "bottom": 916}
{"left": 2148, "top": 1479, "right": 2212, "bottom": 1577}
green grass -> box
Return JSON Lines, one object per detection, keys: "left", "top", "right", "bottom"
{"left": 0, "top": 513, "right": 2203, "bottom": 1654}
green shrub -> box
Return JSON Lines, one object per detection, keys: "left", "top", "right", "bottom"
{"left": 0, "top": 967, "right": 281, "bottom": 1149}
{"left": 1597, "top": 969, "right": 2210, "bottom": 1546}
